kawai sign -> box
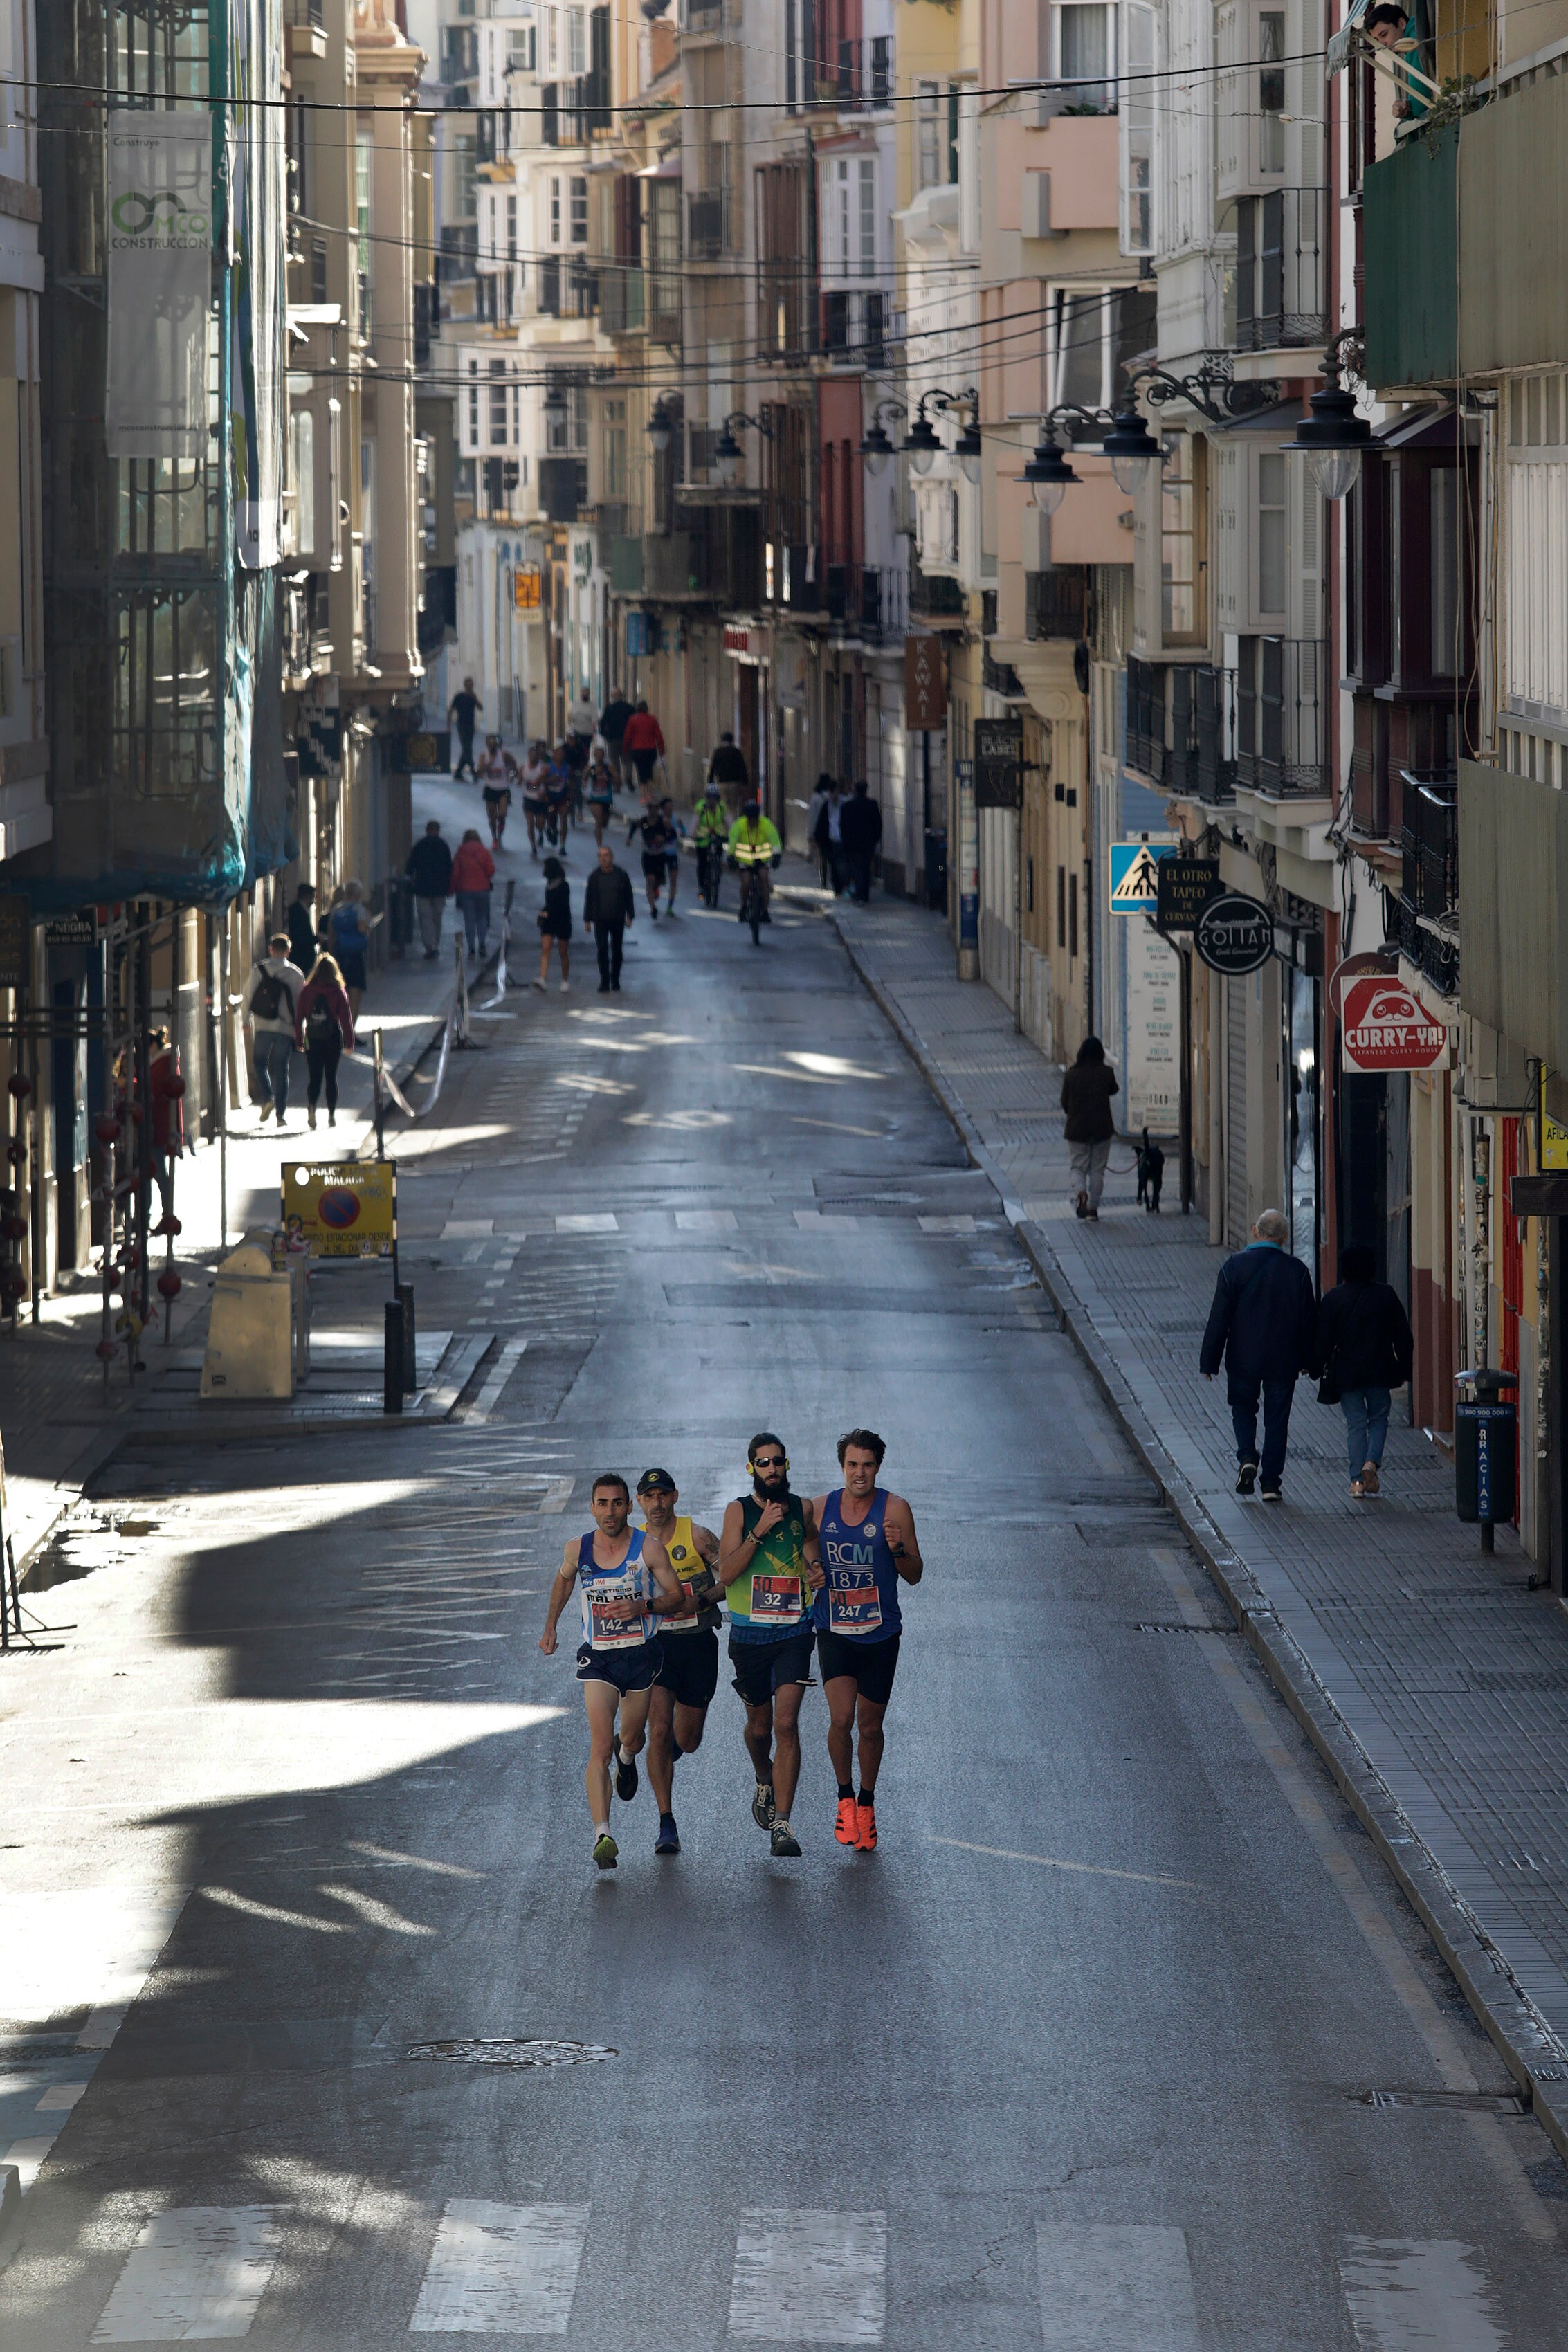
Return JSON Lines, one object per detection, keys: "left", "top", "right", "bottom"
{"left": 1340, "top": 974, "right": 1452, "bottom": 1072}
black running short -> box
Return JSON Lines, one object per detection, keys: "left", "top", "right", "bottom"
{"left": 729, "top": 1628, "right": 815, "bottom": 1708}
{"left": 814, "top": 1628, "right": 900, "bottom": 1707}
{"left": 655, "top": 1627, "right": 720, "bottom": 1709}
{"left": 576, "top": 1637, "right": 662, "bottom": 1694}
{"left": 642, "top": 852, "right": 668, "bottom": 882}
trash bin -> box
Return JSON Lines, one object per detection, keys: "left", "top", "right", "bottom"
{"left": 201, "top": 1234, "right": 295, "bottom": 1400}
{"left": 1455, "top": 1367, "right": 1518, "bottom": 1545}
{"left": 924, "top": 828, "right": 948, "bottom": 912}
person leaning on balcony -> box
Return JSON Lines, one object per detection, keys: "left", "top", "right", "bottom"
{"left": 1060, "top": 1035, "right": 1119, "bottom": 1221}
{"left": 1365, "top": 2, "right": 1421, "bottom": 118}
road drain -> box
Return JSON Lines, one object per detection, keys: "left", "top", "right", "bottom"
{"left": 1353, "top": 2088, "right": 1527, "bottom": 2115}
{"left": 1136, "top": 1621, "right": 1240, "bottom": 1637}
{"left": 405, "top": 2038, "right": 617, "bottom": 2070}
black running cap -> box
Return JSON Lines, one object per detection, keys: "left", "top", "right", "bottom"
{"left": 637, "top": 1467, "right": 677, "bottom": 1493}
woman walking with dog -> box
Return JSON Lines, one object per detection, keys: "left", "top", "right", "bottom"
{"left": 1061, "top": 1037, "right": 1119, "bottom": 1221}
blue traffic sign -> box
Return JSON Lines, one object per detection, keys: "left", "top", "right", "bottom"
{"left": 1109, "top": 839, "right": 1175, "bottom": 915}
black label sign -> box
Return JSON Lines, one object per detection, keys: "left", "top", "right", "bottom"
{"left": 974, "top": 716, "right": 1022, "bottom": 810}
{"left": 45, "top": 913, "right": 98, "bottom": 949}
{"left": 1156, "top": 858, "right": 1221, "bottom": 933}
{"left": 1194, "top": 891, "right": 1274, "bottom": 976}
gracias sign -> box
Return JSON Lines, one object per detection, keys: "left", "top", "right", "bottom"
{"left": 1340, "top": 973, "right": 1452, "bottom": 1072}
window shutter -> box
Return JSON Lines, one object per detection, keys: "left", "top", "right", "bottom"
{"left": 1212, "top": 438, "right": 1242, "bottom": 632}
{"left": 1287, "top": 456, "right": 1322, "bottom": 644}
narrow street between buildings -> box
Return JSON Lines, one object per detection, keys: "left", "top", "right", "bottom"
{"left": 2, "top": 885, "right": 1566, "bottom": 2349}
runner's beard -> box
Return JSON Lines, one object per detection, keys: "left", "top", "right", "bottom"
{"left": 753, "top": 1470, "right": 789, "bottom": 1502}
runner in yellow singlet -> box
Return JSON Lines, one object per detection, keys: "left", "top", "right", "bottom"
{"left": 636, "top": 1468, "right": 723, "bottom": 1857}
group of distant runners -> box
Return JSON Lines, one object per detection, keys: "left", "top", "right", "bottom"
{"left": 540, "top": 1430, "right": 922, "bottom": 1866}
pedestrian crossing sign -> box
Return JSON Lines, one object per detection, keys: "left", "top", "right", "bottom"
{"left": 1109, "top": 839, "right": 1175, "bottom": 915}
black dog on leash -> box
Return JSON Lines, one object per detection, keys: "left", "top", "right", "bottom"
{"left": 1136, "top": 1127, "right": 1165, "bottom": 1213}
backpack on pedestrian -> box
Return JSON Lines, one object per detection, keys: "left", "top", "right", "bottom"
{"left": 250, "top": 964, "right": 294, "bottom": 1024}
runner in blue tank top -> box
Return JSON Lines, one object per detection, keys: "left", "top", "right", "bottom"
{"left": 540, "top": 1470, "right": 686, "bottom": 1869}
{"left": 810, "top": 1428, "right": 924, "bottom": 1853}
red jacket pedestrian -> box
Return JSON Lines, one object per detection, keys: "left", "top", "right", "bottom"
{"left": 449, "top": 836, "right": 496, "bottom": 894}
{"left": 293, "top": 969, "right": 356, "bottom": 1052}
{"left": 621, "top": 709, "right": 664, "bottom": 758}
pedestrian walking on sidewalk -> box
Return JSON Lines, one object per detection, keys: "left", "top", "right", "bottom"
{"left": 584, "top": 840, "right": 635, "bottom": 992}
{"left": 405, "top": 820, "right": 453, "bottom": 958}
{"left": 839, "top": 781, "right": 883, "bottom": 903}
{"left": 1200, "top": 1208, "right": 1320, "bottom": 1502}
{"left": 1315, "top": 1244, "right": 1414, "bottom": 1499}
{"left": 294, "top": 952, "right": 356, "bottom": 1131}
{"left": 449, "top": 677, "right": 482, "bottom": 781}
{"left": 1060, "top": 1037, "right": 1119, "bottom": 1219}
{"left": 621, "top": 700, "right": 665, "bottom": 792}
{"left": 535, "top": 856, "right": 573, "bottom": 994}
{"left": 243, "top": 934, "right": 307, "bottom": 1127}
{"left": 326, "top": 881, "right": 372, "bottom": 1021}
{"left": 450, "top": 830, "right": 496, "bottom": 960}
{"left": 286, "top": 881, "right": 319, "bottom": 977}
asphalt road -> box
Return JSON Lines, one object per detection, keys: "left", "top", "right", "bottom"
{"left": 3, "top": 864, "right": 1566, "bottom": 2348}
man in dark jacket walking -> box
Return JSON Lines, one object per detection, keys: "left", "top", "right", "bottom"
{"left": 286, "top": 882, "right": 319, "bottom": 978}
{"left": 838, "top": 781, "right": 883, "bottom": 902}
{"left": 583, "top": 841, "right": 635, "bottom": 992}
{"left": 405, "top": 820, "right": 453, "bottom": 958}
{"left": 1199, "top": 1207, "right": 1319, "bottom": 1499}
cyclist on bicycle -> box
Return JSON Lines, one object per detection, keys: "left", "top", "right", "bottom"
{"left": 694, "top": 782, "right": 729, "bottom": 906}
{"left": 727, "top": 798, "right": 782, "bottom": 928}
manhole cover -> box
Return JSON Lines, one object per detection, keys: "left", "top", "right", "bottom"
{"left": 405, "top": 2038, "right": 617, "bottom": 2070}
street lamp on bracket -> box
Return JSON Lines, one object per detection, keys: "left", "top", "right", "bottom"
{"left": 711, "top": 409, "right": 774, "bottom": 488}
{"left": 1019, "top": 400, "right": 1164, "bottom": 511}
{"left": 859, "top": 387, "right": 980, "bottom": 480}
{"left": 1279, "top": 329, "right": 1371, "bottom": 501}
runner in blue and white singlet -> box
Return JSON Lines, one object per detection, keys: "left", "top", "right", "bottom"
{"left": 540, "top": 1472, "right": 685, "bottom": 1870}
{"left": 810, "top": 1430, "right": 924, "bottom": 1854}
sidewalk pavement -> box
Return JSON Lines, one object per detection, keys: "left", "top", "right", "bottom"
{"left": 830, "top": 888, "right": 1568, "bottom": 2160}
{"left": 0, "top": 767, "right": 536, "bottom": 1579}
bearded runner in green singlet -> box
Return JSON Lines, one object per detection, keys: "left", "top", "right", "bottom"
{"left": 716, "top": 1432, "right": 823, "bottom": 1857}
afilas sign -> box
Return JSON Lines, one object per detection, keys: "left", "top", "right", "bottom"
{"left": 1340, "top": 974, "right": 1451, "bottom": 1072}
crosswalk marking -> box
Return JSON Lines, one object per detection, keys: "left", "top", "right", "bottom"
{"left": 556, "top": 1212, "right": 618, "bottom": 1233}
{"left": 410, "top": 2201, "right": 589, "bottom": 2335}
{"left": 727, "top": 2209, "right": 886, "bottom": 2343}
{"left": 466, "top": 1338, "right": 527, "bottom": 1424}
{"left": 676, "top": 1207, "right": 740, "bottom": 1231}
{"left": 793, "top": 1210, "right": 859, "bottom": 1231}
{"left": 1035, "top": 2223, "right": 1198, "bottom": 2352}
{"left": 918, "top": 1213, "right": 977, "bottom": 1233}
{"left": 1338, "top": 2239, "right": 1510, "bottom": 2351}
{"left": 92, "top": 2206, "right": 282, "bottom": 2342}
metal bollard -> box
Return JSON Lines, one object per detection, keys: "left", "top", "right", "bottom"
{"left": 383, "top": 1298, "right": 405, "bottom": 1414}
{"left": 398, "top": 1282, "right": 417, "bottom": 1395}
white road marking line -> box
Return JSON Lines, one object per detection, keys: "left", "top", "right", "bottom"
{"left": 540, "top": 1477, "right": 574, "bottom": 1513}
{"left": 3, "top": 2134, "right": 58, "bottom": 2192}
{"left": 410, "top": 2200, "right": 589, "bottom": 2335}
{"left": 556, "top": 1212, "right": 618, "bottom": 1232}
{"left": 92, "top": 2205, "right": 283, "bottom": 2342}
{"left": 442, "top": 1220, "right": 495, "bottom": 1239}
{"left": 676, "top": 1207, "right": 740, "bottom": 1232}
{"left": 918, "top": 1213, "right": 977, "bottom": 1233}
{"left": 343, "top": 1840, "right": 484, "bottom": 1879}
{"left": 1034, "top": 2222, "right": 1198, "bottom": 2352}
{"left": 468, "top": 1339, "right": 528, "bottom": 1424}
{"left": 1338, "top": 2239, "right": 1511, "bottom": 2351}
{"left": 35, "top": 2081, "right": 86, "bottom": 2111}
{"left": 931, "top": 1835, "right": 1204, "bottom": 1890}
{"left": 727, "top": 2208, "right": 886, "bottom": 2343}
{"left": 793, "top": 1210, "right": 859, "bottom": 1230}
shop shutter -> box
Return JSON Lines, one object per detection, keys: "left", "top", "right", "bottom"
{"left": 1226, "top": 973, "right": 1250, "bottom": 1247}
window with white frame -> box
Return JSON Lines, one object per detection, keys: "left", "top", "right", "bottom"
{"left": 917, "top": 82, "right": 942, "bottom": 190}
{"left": 1257, "top": 450, "right": 1288, "bottom": 617}
{"left": 570, "top": 174, "right": 588, "bottom": 244}
{"left": 489, "top": 363, "right": 509, "bottom": 446}
{"left": 507, "top": 25, "right": 535, "bottom": 74}
{"left": 543, "top": 6, "right": 560, "bottom": 78}
{"left": 506, "top": 194, "right": 518, "bottom": 259}
{"left": 1257, "top": 9, "right": 1286, "bottom": 174}
{"left": 466, "top": 360, "right": 480, "bottom": 453}
{"left": 830, "top": 157, "right": 877, "bottom": 280}
{"left": 859, "top": 158, "right": 875, "bottom": 275}
{"left": 549, "top": 175, "right": 562, "bottom": 244}
{"left": 291, "top": 410, "right": 316, "bottom": 556}
{"left": 567, "top": 6, "right": 587, "bottom": 76}
{"left": 547, "top": 378, "right": 589, "bottom": 455}
{"left": 1048, "top": 284, "right": 1157, "bottom": 414}
{"left": 1050, "top": 1, "right": 1116, "bottom": 111}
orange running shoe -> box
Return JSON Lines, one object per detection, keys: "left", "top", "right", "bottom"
{"left": 835, "top": 1797, "right": 859, "bottom": 1846}
{"left": 855, "top": 1802, "right": 877, "bottom": 1852}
